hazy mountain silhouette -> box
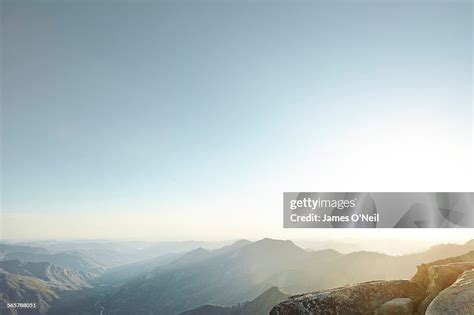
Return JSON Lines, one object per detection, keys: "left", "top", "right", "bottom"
{"left": 0, "top": 244, "right": 49, "bottom": 257}
{"left": 0, "top": 240, "right": 237, "bottom": 274}
{"left": 0, "top": 251, "right": 106, "bottom": 274}
{"left": 181, "top": 286, "right": 290, "bottom": 315}
{"left": 0, "top": 260, "right": 96, "bottom": 289}
{"left": 98, "top": 252, "right": 181, "bottom": 286}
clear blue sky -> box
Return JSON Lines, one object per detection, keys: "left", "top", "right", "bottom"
{"left": 1, "top": 0, "right": 472, "bottom": 240}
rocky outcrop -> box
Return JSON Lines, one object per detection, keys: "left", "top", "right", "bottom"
{"left": 411, "top": 262, "right": 474, "bottom": 313}
{"left": 375, "top": 298, "right": 413, "bottom": 315}
{"left": 426, "top": 270, "right": 474, "bottom": 315}
{"left": 270, "top": 280, "right": 423, "bottom": 315}
{"left": 271, "top": 250, "right": 474, "bottom": 315}
{"left": 410, "top": 250, "right": 474, "bottom": 314}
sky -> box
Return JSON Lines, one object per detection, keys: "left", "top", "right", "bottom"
{"left": 1, "top": 0, "right": 473, "bottom": 243}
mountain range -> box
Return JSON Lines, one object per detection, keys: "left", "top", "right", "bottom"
{"left": 98, "top": 238, "right": 474, "bottom": 314}
{"left": 1, "top": 239, "right": 474, "bottom": 314}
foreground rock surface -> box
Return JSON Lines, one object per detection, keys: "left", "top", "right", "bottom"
{"left": 271, "top": 250, "right": 474, "bottom": 315}
{"left": 375, "top": 298, "right": 413, "bottom": 315}
{"left": 270, "top": 280, "right": 423, "bottom": 315}
{"left": 426, "top": 270, "right": 474, "bottom": 315}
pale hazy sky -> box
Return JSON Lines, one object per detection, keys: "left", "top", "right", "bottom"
{"left": 1, "top": 0, "right": 473, "bottom": 242}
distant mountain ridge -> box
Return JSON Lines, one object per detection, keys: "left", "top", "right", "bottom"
{"left": 0, "top": 260, "right": 96, "bottom": 289}
{"left": 181, "top": 286, "right": 290, "bottom": 315}
{"left": 0, "top": 243, "right": 108, "bottom": 274}
{"left": 1, "top": 251, "right": 106, "bottom": 274}
{"left": 0, "top": 243, "right": 49, "bottom": 256}
{"left": 0, "top": 240, "right": 238, "bottom": 273}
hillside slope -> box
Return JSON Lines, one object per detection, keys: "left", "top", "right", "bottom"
{"left": 181, "top": 286, "right": 290, "bottom": 315}
{"left": 0, "top": 260, "right": 96, "bottom": 289}
{"left": 0, "top": 260, "right": 98, "bottom": 314}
